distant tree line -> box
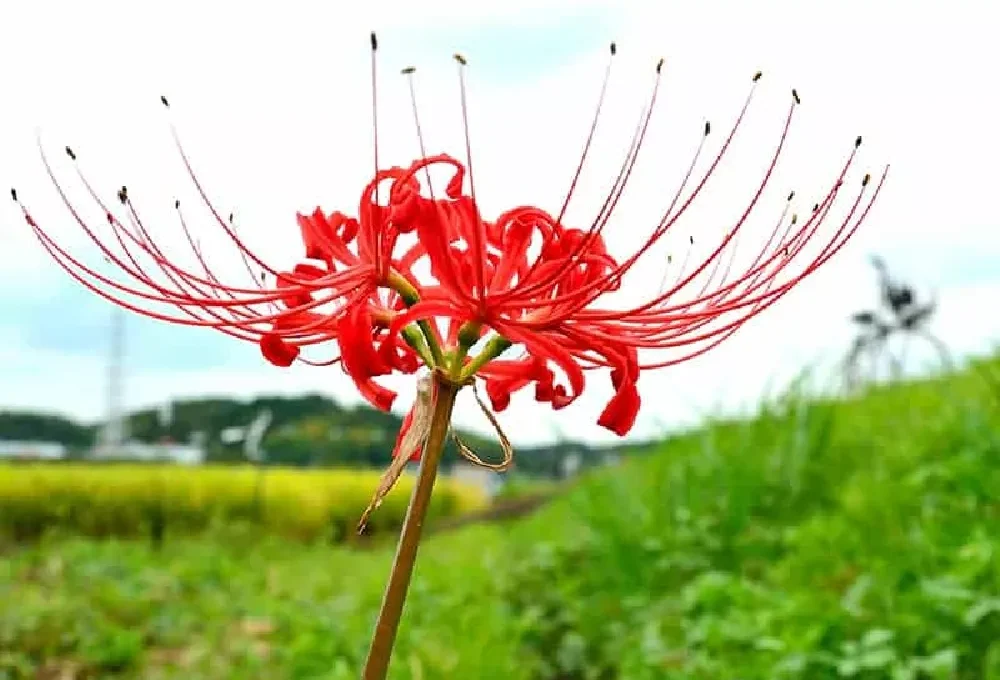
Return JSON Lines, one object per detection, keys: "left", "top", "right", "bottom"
{"left": 0, "top": 395, "right": 628, "bottom": 477}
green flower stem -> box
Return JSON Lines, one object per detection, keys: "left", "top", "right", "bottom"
{"left": 361, "top": 373, "right": 459, "bottom": 680}
{"left": 387, "top": 271, "right": 445, "bottom": 367}
{"left": 451, "top": 321, "right": 483, "bottom": 374}
{"left": 416, "top": 321, "right": 445, "bottom": 366}
{"left": 400, "top": 326, "right": 434, "bottom": 367}
{"left": 459, "top": 334, "right": 513, "bottom": 382}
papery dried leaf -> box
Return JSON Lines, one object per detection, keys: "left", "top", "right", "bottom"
{"left": 358, "top": 376, "right": 435, "bottom": 532}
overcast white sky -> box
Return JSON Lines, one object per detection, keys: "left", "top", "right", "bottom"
{"left": 1, "top": 0, "right": 997, "bottom": 445}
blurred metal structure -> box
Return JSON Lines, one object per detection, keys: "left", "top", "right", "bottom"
{"left": 220, "top": 409, "right": 275, "bottom": 516}
{"left": 244, "top": 410, "right": 273, "bottom": 463}
{"left": 843, "top": 256, "right": 952, "bottom": 390}
{"left": 95, "top": 308, "right": 127, "bottom": 455}
{"left": 219, "top": 409, "right": 273, "bottom": 461}
{"left": 159, "top": 400, "right": 174, "bottom": 431}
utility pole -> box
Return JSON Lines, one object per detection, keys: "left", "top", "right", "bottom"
{"left": 102, "top": 308, "right": 127, "bottom": 452}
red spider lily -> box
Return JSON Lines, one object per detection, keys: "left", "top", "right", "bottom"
{"left": 12, "top": 37, "right": 887, "bottom": 449}
{"left": 378, "top": 53, "right": 887, "bottom": 437}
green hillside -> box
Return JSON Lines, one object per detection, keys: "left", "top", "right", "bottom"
{"left": 1, "top": 354, "right": 998, "bottom": 679}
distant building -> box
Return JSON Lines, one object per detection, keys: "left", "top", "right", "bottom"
{"left": 0, "top": 440, "right": 67, "bottom": 460}
{"left": 89, "top": 441, "right": 206, "bottom": 465}
{"left": 560, "top": 452, "right": 583, "bottom": 478}
{"left": 448, "top": 461, "right": 505, "bottom": 498}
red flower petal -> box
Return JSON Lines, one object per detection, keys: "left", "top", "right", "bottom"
{"left": 260, "top": 333, "right": 299, "bottom": 367}
{"left": 597, "top": 375, "right": 641, "bottom": 436}
{"left": 275, "top": 263, "right": 325, "bottom": 309}
{"left": 337, "top": 304, "right": 396, "bottom": 411}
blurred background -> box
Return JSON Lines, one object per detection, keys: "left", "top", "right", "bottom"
{"left": 1, "top": 1, "right": 998, "bottom": 678}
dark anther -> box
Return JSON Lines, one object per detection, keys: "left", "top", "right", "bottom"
{"left": 689, "top": 235, "right": 694, "bottom": 245}
{"left": 656, "top": 58, "right": 664, "bottom": 74}
{"left": 174, "top": 199, "right": 180, "bottom": 209}
{"left": 370, "top": 32, "right": 378, "bottom": 50}
{"left": 792, "top": 89, "right": 801, "bottom": 104}
{"left": 10, "top": 188, "right": 17, "bottom": 202}
{"left": 787, "top": 191, "right": 795, "bottom": 201}
{"left": 753, "top": 71, "right": 763, "bottom": 82}
{"left": 782, "top": 247, "right": 789, "bottom": 257}
{"left": 401, "top": 66, "right": 416, "bottom": 75}
{"left": 610, "top": 42, "right": 617, "bottom": 56}
{"left": 812, "top": 203, "right": 819, "bottom": 213}
{"left": 228, "top": 212, "right": 234, "bottom": 223}
{"left": 117, "top": 186, "right": 128, "bottom": 204}
{"left": 65, "top": 146, "right": 76, "bottom": 160}
{"left": 454, "top": 53, "right": 467, "bottom": 65}
{"left": 862, "top": 173, "right": 871, "bottom": 187}
{"left": 791, "top": 214, "right": 798, "bottom": 225}
{"left": 667, "top": 254, "right": 673, "bottom": 264}
{"left": 704, "top": 121, "right": 711, "bottom": 136}
{"left": 855, "top": 135, "right": 863, "bottom": 148}
{"left": 160, "top": 95, "right": 170, "bottom": 108}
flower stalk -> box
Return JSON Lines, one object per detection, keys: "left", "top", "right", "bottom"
{"left": 361, "top": 372, "right": 460, "bottom": 680}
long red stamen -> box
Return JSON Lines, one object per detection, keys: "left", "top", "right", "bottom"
{"left": 555, "top": 41, "right": 616, "bottom": 225}
{"left": 15, "top": 169, "right": 370, "bottom": 333}
{"left": 576, "top": 74, "right": 768, "bottom": 311}
{"left": 634, "top": 140, "right": 863, "bottom": 321}
{"left": 654, "top": 126, "right": 712, "bottom": 294}
{"left": 631, "top": 174, "right": 885, "bottom": 371}
{"left": 370, "top": 32, "right": 385, "bottom": 276}
{"left": 497, "top": 56, "right": 664, "bottom": 307}
{"left": 603, "top": 169, "right": 883, "bottom": 353}
{"left": 504, "top": 71, "right": 763, "bottom": 318}
{"left": 160, "top": 100, "right": 284, "bottom": 282}
{"left": 402, "top": 66, "right": 434, "bottom": 197}
{"left": 66, "top": 152, "right": 273, "bottom": 325}
{"left": 453, "top": 53, "right": 487, "bottom": 301}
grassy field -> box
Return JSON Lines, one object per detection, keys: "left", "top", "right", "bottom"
{"left": 2, "top": 355, "right": 999, "bottom": 679}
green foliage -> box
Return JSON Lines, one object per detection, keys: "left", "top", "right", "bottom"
{"left": 0, "top": 464, "right": 487, "bottom": 543}
{"left": 0, "top": 412, "right": 91, "bottom": 449}
{"left": 0, "top": 394, "right": 608, "bottom": 476}
{"left": 0, "top": 354, "right": 998, "bottom": 678}
{"left": 500, "top": 355, "right": 1000, "bottom": 679}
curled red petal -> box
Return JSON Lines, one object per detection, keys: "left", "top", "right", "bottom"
{"left": 275, "top": 263, "right": 326, "bottom": 309}
{"left": 597, "top": 375, "right": 641, "bottom": 436}
{"left": 337, "top": 304, "right": 396, "bottom": 411}
{"left": 297, "top": 209, "right": 360, "bottom": 266}
{"left": 485, "top": 379, "right": 515, "bottom": 411}
{"left": 260, "top": 333, "right": 299, "bottom": 367}
{"left": 491, "top": 323, "right": 585, "bottom": 408}
{"left": 377, "top": 329, "right": 420, "bottom": 374}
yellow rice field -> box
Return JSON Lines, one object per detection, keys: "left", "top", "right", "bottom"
{"left": 0, "top": 463, "right": 487, "bottom": 542}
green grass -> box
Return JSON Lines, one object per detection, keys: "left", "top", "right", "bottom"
{"left": 2, "top": 355, "right": 999, "bottom": 679}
